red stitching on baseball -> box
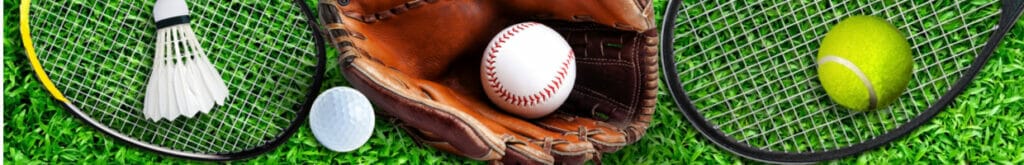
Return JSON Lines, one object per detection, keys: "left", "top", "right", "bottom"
{"left": 484, "top": 22, "right": 573, "bottom": 107}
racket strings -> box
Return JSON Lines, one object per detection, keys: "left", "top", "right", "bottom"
{"left": 28, "top": 0, "right": 316, "bottom": 154}
{"left": 672, "top": 0, "right": 1001, "bottom": 152}
{"left": 34, "top": 2, "right": 155, "bottom": 123}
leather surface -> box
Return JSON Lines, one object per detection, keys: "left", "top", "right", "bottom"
{"left": 319, "top": 0, "right": 657, "bottom": 164}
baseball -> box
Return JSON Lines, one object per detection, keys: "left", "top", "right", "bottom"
{"left": 481, "top": 22, "right": 576, "bottom": 119}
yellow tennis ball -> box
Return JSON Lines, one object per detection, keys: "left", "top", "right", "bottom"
{"left": 817, "top": 15, "right": 913, "bottom": 111}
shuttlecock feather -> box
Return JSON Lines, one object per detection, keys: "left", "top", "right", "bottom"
{"left": 143, "top": 0, "right": 229, "bottom": 121}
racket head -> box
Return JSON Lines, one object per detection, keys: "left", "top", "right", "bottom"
{"left": 660, "top": 0, "right": 1023, "bottom": 163}
{"left": 19, "top": 0, "right": 327, "bottom": 160}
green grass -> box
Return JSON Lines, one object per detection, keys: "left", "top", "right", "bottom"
{"left": 5, "top": 0, "right": 1024, "bottom": 164}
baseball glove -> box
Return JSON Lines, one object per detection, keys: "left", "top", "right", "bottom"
{"left": 317, "top": 0, "right": 657, "bottom": 164}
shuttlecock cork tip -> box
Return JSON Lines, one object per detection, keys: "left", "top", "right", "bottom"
{"left": 154, "top": 0, "right": 191, "bottom": 29}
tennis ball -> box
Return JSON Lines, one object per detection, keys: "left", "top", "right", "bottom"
{"left": 817, "top": 15, "right": 913, "bottom": 111}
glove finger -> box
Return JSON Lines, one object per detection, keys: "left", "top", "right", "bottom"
{"left": 499, "top": 0, "right": 654, "bottom": 31}
{"left": 500, "top": 134, "right": 558, "bottom": 165}
{"left": 535, "top": 113, "right": 629, "bottom": 153}
{"left": 399, "top": 122, "right": 556, "bottom": 165}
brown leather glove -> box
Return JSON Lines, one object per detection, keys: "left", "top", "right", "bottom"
{"left": 318, "top": 0, "right": 657, "bottom": 164}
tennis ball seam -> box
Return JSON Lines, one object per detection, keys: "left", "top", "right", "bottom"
{"left": 818, "top": 55, "right": 878, "bottom": 109}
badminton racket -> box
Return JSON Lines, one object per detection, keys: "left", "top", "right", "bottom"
{"left": 19, "top": 0, "right": 327, "bottom": 160}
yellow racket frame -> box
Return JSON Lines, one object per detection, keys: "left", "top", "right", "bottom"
{"left": 20, "top": 0, "right": 69, "bottom": 102}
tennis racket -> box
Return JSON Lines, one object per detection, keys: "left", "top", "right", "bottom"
{"left": 660, "top": 0, "right": 1022, "bottom": 163}
{"left": 19, "top": 0, "right": 327, "bottom": 160}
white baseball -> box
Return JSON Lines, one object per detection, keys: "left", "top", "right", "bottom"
{"left": 481, "top": 22, "right": 576, "bottom": 119}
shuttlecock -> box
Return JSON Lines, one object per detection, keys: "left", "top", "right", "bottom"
{"left": 143, "top": 0, "right": 229, "bottom": 121}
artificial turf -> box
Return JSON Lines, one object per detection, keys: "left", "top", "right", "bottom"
{"left": 4, "top": 0, "right": 1023, "bottom": 164}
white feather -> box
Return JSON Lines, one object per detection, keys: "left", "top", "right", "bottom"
{"left": 176, "top": 27, "right": 203, "bottom": 120}
{"left": 184, "top": 26, "right": 219, "bottom": 112}
{"left": 185, "top": 26, "right": 229, "bottom": 106}
{"left": 177, "top": 26, "right": 210, "bottom": 118}
{"left": 143, "top": 28, "right": 164, "bottom": 121}
{"left": 159, "top": 28, "right": 177, "bottom": 121}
